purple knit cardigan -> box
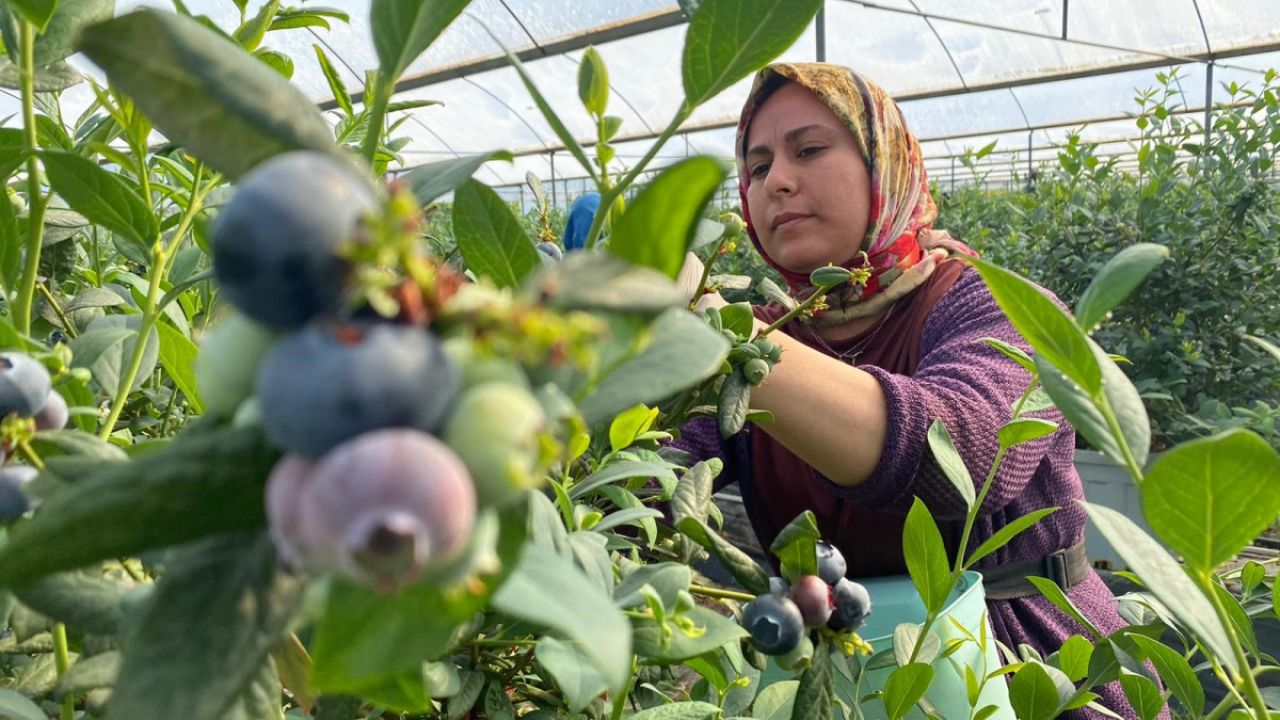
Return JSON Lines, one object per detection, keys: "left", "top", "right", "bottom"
{"left": 677, "top": 268, "right": 1145, "bottom": 720}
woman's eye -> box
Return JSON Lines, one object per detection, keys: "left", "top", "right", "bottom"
{"left": 798, "top": 145, "right": 825, "bottom": 158}
{"left": 750, "top": 163, "right": 770, "bottom": 177}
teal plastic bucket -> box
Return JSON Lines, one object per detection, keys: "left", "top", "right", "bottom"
{"left": 844, "top": 571, "right": 1012, "bottom": 720}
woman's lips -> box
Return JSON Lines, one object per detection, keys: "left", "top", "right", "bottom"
{"left": 772, "top": 213, "right": 812, "bottom": 230}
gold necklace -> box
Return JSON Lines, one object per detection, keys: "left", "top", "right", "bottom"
{"left": 810, "top": 300, "right": 899, "bottom": 364}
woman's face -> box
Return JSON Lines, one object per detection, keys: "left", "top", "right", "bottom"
{"left": 744, "top": 82, "right": 871, "bottom": 276}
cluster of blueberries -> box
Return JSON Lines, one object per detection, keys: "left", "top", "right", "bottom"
{"left": 0, "top": 352, "right": 69, "bottom": 521}
{"left": 740, "top": 541, "right": 873, "bottom": 661}
{"left": 210, "top": 151, "right": 548, "bottom": 592}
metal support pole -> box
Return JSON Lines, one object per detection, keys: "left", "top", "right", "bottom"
{"left": 519, "top": 185, "right": 525, "bottom": 214}
{"left": 816, "top": 6, "right": 826, "bottom": 62}
{"left": 549, "top": 151, "right": 558, "bottom": 209}
{"left": 1204, "top": 61, "right": 1214, "bottom": 150}
{"left": 950, "top": 156, "right": 956, "bottom": 191}
{"left": 1061, "top": 0, "right": 1069, "bottom": 40}
{"left": 1027, "top": 131, "right": 1034, "bottom": 185}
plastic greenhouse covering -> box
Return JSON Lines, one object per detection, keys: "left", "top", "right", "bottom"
{"left": 5, "top": 0, "right": 1280, "bottom": 205}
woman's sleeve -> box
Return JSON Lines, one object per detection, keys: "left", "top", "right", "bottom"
{"left": 670, "top": 416, "right": 752, "bottom": 493}
{"left": 831, "top": 270, "right": 1067, "bottom": 520}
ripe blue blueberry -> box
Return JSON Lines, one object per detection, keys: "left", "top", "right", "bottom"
{"left": 0, "top": 465, "right": 38, "bottom": 522}
{"left": 536, "top": 242, "right": 563, "bottom": 262}
{"left": 285, "top": 429, "right": 476, "bottom": 591}
{"left": 828, "top": 578, "right": 872, "bottom": 632}
{"left": 790, "top": 575, "right": 834, "bottom": 628}
{"left": 741, "top": 594, "right": 805, "bottom": 656}
{"left": 33, "top": 390, "right": 68, "bottom": 431}
{"left": 0, "top": 352, "right": 51, "bottom": 419}
{"left": 816, "top": 540, "right": 847, "bottom": 585}
{"left": 257, "top": 322, "right": 460, "bottom": 458}
{"left": 212, "top": 152, "right": 378, "bottom": 329}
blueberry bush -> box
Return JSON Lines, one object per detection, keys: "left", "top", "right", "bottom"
{"left": 0, "top": 1, "right": 1279, "bottom": 720}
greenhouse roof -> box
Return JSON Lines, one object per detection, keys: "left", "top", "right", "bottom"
{"left": 9, "top": 0, "right": 1280, "bottom": 195}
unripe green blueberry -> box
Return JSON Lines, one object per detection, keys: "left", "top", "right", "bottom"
{"left": 775, "top": 634, "right": 814, "bottom": 672}
{"left": 442, "top": 337, "right": 530, "bottom": 390}
{"left": 443, "top": 382, "right": 547, "bottom": 507}
{"left": 195, "top": 311, "right": 277, "bottom": 416}
{"left": 743, "top": 358, "right": 770, "bottom": 386}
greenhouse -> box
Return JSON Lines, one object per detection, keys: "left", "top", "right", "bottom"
{"left": 0, "top": 1, "right": 1278, "bottom": 719}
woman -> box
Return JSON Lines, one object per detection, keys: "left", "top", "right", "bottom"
{"left": 678, "top": 63, "right": 1144, "bottom": 719}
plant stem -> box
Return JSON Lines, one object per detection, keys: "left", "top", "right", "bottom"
{"left": 609, "top": 658, "right": 638, "bottom": 720}
{"left": 585, "top": 105, "right": 692, "bottom": 250}
{"left": 98, "top": 173, "right": 211, "bottom": 440}
{"left": 688, "top": 583, "right": 755, "bottom": 603}
{"left": 759, "top": 288, "right": 833, "bottom": 337}
{"left": 359, "top": 75, "right": 393, "bottom": 167}
{"left": 1204, "top": 576, "right": 1272, "bottom": 718}
{"left": 689, "top": 233, "right": 732, "bottom": 308}
{"left": 52, "top": 622, "right": 74, "bottom": 720}
{"left": 14, "top": 19, "right": 48, "bottom": 344}
{"left": 37, "top": 282, "right": 78, "bottom": 339}
{"left": 1098, "top": 395, "right": 1147, "bottom": 484}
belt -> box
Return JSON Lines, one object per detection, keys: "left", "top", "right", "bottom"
{"left": 980, "top": 541, "right": 1091, "bottom": 600}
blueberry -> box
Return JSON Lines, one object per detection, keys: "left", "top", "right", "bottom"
{"left": 0, "top": 465, "right": 38, "bottom": 522}
{"left": 790, "top": 575, "right": 834, "bottom": 628}
{"left": 212, "top": 152, "right": 378, "bottom": 329}
{"left": 289, "top": 429, "right": 476, "bottom": 591}
{"left": 741, "top": 594, "right": 805, "bottom": 656}
{"left": 32, "top": 390, "right": 68, "bottom": 431}
{"left": 0, "top": 352, "right": 51, "bottom": 419}
{"left": 443, "top": 382, "right": 547, "bottom": 507}
{"left": 257, "top": 322, "right": 460, "bottom": 458}
{"left": 536, "top": 242, "right": 563, "bottom": 262}
{"left": 828, "top": 578, "right": 872, "bottom": 632}
{"left": 816, "top": 541, "right": 847, "bottom": 585}
{"left": 768, "top": 576, "right": 790, "bottom": 598}
{"left": 195, "top": 311, "right": 278, "bottom": 416}
{"left": 264, "top": 454, "right": 315, "bottom": 567}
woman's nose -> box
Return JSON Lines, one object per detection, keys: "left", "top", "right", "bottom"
{"left": 763, "top": 158, "right": 796, "bottom": 195}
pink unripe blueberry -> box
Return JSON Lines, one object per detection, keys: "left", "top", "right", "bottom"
{"left": 790, "top": 575, "right": 834, "bottom": 628}
{"left": 33, "top": 390, "right": 68, "bottom": 430}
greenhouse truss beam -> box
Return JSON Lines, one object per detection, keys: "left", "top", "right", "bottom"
{"left": 318, "top": 7, "right": 685, "bottom": 111}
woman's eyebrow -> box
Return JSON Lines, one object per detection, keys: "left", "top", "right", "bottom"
{"left": 745, "top": 123, "right": 834, "bottom": 158}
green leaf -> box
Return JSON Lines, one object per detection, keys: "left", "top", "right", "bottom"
{"left": 609, "top": 157, "right": 727, "bottom": 280}
{"left": 577, "top": 46, "right": 608, "bottom": 117}
{"left": 13, "top": 571, "right": 126, "bottom": 635}
{"left": 882, "top": 663, "right": 933, "bottom": 720}
{"left": 0, "top": 426, "right": 278, "bottom": 589}
{"left": 1075, "top": 244, "right": 1169, "bottom": 331}
{"left": 30, "top": 428, "right": 128, "bottom": 461}
{"left": 926, "top": 419, "right": 973, "bottom": 509}
{"left": 76, "top": 314, "right": 158, "bottom": 399}
{"left": 970, "top": 257, "right": 1101, "bottom": 396}
{"left": 3, "top": 0, "right": 56, "bottom": 31}
{"left": 314, "top": 44, "right": 352, "bottom": 116}
{"left": 55, "top": 650, "right": 120, "bottom": 695}
{"left": 791, "top": 641, "right": 834, "bottom": 720}
{"left": 717, "top": 369, "right": 751, "bottom": 439}
{"left": 77, "top": 9, "right": 341, "bottom": 179}
{"left": 1082, "top": 501, "right": 1236, "bottom": 672}
{"left": 755, "top": 680, "right": 799, "bottom": 720}
{"left": 225, "top": 656, "right": 285, "bottom": 720}
{"left": 631, "top": 605, "right": 748, "bottom": 663}
{"left": 628, "top": 701, "right": 721, "bottom": 720}
{"left": 254, "top": 48, "right": 293, "bottom": 78}
{"left": 1008, "top": 663, "right": 1061, "bottom": 720}
{"left": 1118, "top": 673, "right": 1163, "bottom": 720}
{"left": 0, "top": 174, "right": 20, "bottom": 295}
{"left": 567, "top": 460, "right": 676, "bottom": 501}
{"left": 452, "top": 179, "right": 540, "bottom": 289}
{"left": 371, "top": 0, "right": 470, "bottom": 80}
{"left": 1052, "top": 635, "right": 1093, "bottom": 683}
{"left": 904, "top": 498, "right": 952, "bottom": 614}
{"left": 610, "top": 404, "right": 657, "bottom": 453}
{"left": 675, "top": 517, "right": 770, "bottom": 596}
{"left": 892, "top": 623, "right": 941, "bottom": 667}
{"left": 0, "top": 688, "right": 47, "bottom": 720}
{"left": 492, "top": 542, "right": 631, "bottom": 694}
{"left": 529, "top": 251, "right": 686, "bottom": 315}
{"left": 312, "top": 507, "right": 521, "bottom": 695}
{"left": 155, "top": 319, "right": 204, "bottom": 414}
{"left": 672, "top": 459, "right": 716, "bottom": 528}
{"left": 1036, "top": 344, "right": 1149, "bottom": 471}
{"left": 579, "top": 308, "right": 730, "bottom": 428}
{"left": 681, "top": 0, "right": 823, "bottom": 108}
{"left": 984, "top": 337, "right": 1036, "bottom": 373}
{"left": 719, "top": 302, "right": 755, "bottom": 339}
{"left": 1128, "top": 634, "right": 1203, "bottom": 715}
{"left": 965, "top": 508, "right": 1058, "bottom": 569}
{"left": 998, "top": 417, "right": 1059, "bottom": 448}
{"left": 40, "top": 150, "right": 157, "bottom": 247}
{"left": 232, "top": 0, "right": 277, "bottom": 50}
{"left": 0, "top": 56, "right": 82, "bottom": 90}
{"left": 770, "top": 510, "right": 820, "bottom": 582}
{"left": 107, "top": 533, "right": 303, "bottom": 720}
{"left": 1245, "top": 334, "right": 1280, "bottom": 364}
{"left": 614, "top": 563, "right": 692, "bottom": 610}
{"left": 1025, "top": 576, "right": 1101, "bottom": 638}
{"left": 1142, "top": 429, "right": 1280, "bottom": 575}
{"left": 536, "top": 637, "right": 609, "bottom": 712}
{"left": 0, "top": 0, "right": 114, "bottom": 66}
{"left": 403, "top": 152, "right": 512, "bottom": 208}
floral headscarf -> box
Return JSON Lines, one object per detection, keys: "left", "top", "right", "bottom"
{"left": 736, "top": 63, "right": 973, "bottom": 324}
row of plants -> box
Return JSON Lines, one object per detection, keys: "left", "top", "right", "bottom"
{"left": 0, "top": 1, "right": 1277, "bottom": 720}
